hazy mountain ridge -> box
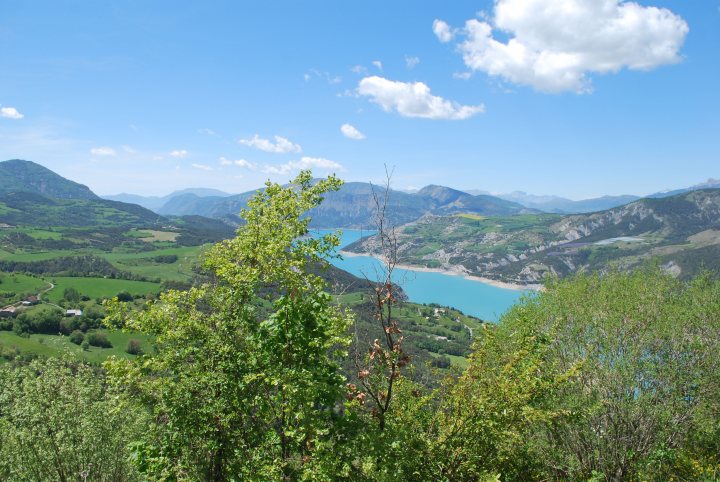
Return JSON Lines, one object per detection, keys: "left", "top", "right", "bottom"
{"left": 347, "top": 189, "right": 720, "bottom": 284}
{"left": 498, "top": 191, "right": 641, "bottom": 213}
{"left": 154, "top": 182, "right": 535, "bottom": 228}
{"left": 103, "top": 188, "right": 232, "bottom": 211}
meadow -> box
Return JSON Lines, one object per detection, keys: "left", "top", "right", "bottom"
{"left": 0, "top": 329, "right": 153, "bottom": 364}
{"left": 45, "top": 277, "right": 161, "bottom": 303}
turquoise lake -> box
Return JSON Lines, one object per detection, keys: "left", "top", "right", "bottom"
{"left": 314, "top": 229, "right": 530, "bottom": 322}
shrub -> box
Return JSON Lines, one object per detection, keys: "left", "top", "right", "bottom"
{"left": 116, "top": 291, "right": 133, "bottom": 302}
{"left": 86, "top": 332, "right": 112, "bottom": 348}
{"left": 69, "top": 330, "right": 84, "bottom": 345}
{"left": 80, "top": 339, "right": 90, "bottom": 351}
{"left": 126, "top": 339, "right": 143, "bottom": 355}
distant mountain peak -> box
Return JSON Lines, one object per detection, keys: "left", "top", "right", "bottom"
{"left": 0, "top": 159, "right": 99, "bottom": 200}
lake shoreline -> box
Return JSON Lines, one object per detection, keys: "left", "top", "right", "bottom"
{"left": 339, "top": 249, "right": 542, "bottom": 292}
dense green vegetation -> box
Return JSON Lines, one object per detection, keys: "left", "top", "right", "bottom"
{"left": 0, "top": 172, "right": 718, "bottom": 480}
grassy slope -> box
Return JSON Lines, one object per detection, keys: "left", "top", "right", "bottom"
{"left": 0, "top": 330, "right": 153, "bottom": 365}
{"left": 0, "top": 273, "right": 49, "bottom": 305}
{"left": 45, "top": 277, "right": 161, "bottom": 303}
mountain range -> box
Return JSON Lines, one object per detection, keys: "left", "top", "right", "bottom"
{"left": 103, "top": 181, "right": 536, "bottom": 228}
{"left": 347, "top": 188, "right": 720, "bottom": 284}
{"left": 103, "top": 174, "right": 720, "bottom": 221}
{"left": 0, "top": 159, "right": 234, "bottom": 246}
{"left": 2, "top": 159, "right": 720, "bottom": 285}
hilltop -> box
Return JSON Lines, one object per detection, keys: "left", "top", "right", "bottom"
{"left": 0, "top": 159, "right": 98, "bottom": 200}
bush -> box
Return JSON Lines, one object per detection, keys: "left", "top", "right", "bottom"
{"left": 80, "top": 339, "right": 90, "bottom": 351}
{"left": 86, "top": 332, "right": 112, "bottom": 348}
{"left": 126, "top": 339, "right": 143, "bottom": 355}
{"left": 116, "top": 291, "right": 133, "bottom": 302}
{"left": 28, "top": 310, "right": 62, "bottom": 335}
{"left": 69, "top": 330, "right": 84, "bottom": 345}
{"left": 59, "top": 317, "right": 80, "bottom": 335}
{"left": 0, "top": 319, "right": 12, "bottom": 331}
{"left": 63, "top": 287, "right": 81, "bottom": 303}
{"left": 154, "top": 254, "right": 178, "bottom": 264}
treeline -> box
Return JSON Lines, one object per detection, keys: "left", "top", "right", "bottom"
{"left": 0, "top": 174, "right": 718, "bottom": 481}
{"left": 0, "top": 255, "right": 149, "bottom": 280}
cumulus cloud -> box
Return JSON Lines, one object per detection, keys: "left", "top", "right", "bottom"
{"left": 239, "top": 134, "right": 302, "bottom": 154}
{"left": 440, "top": 0, "right": 689, "bottom": 93}
{"left": 357, "top": 76, "right": 485, "bottom": 120}
{"left": 192, "top": 163, "right": 213, "bottom": 171}
{"left": 219, "top": 157, "right": 255, "bottom": 169}
{"left": 405, "top": 55, "right": 420, "bottom": 69}
{"left": 263, "top": 156, "right": 344, "bottom": 175}
{"left": 340, "top": 123, "right": 366, "bottom": 140}
{"left": 0, "top": 106, "right": 24, "bottom": 119}
{"left": 170, "top": 149, "right": 188, "bottom": 158}
{"left": 90, "top": 147, "right": 117, "bottom": 156}
{"left": 372, "top": 60, "right": 383, "bottom": 70}
{"left": 433, "top": 19, "right": 455, "bottom": 43}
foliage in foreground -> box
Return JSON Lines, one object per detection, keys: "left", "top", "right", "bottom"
{"left": 0, "top": 357, "right": 145, "bottom": 481}
{"left": 0, "top": 172, "right": 718, "bottom": 481}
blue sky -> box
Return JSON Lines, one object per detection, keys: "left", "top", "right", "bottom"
{"left": 0, "top": 0, "right": 718, "bottom": 199}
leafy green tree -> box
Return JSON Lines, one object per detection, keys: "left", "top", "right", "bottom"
{"left": 0, "top": 358, "right": 145, "bottom": 481}
{"left": 497, "top": 268, "right": 720, "bottom": 480}
{"left": 105, "top": 172, "right": 352, "bottom": 480}
{"left": 63, "top": 286, "right": 81, "bottom": 303}
{"left": 69, "top": 329, "right": 84, "bottom": 345}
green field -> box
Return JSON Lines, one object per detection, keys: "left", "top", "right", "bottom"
{"left": 0, "top": 330, "right": 154, "bottom": 364}
{"left": 46, "top": 277, "right": 161, "bottom": 303}
{"left": 0, "top": 273, "right": 49, "bottom": 305}
{"left": 101, "top": 245, "right": 206, "bottom": 281}
{"left": 0, "top": 248, "right": 89, "bottom": 262}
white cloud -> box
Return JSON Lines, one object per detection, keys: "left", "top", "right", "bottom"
{"left": 263, "top": 156, "right": 344, "bottom": 175}
{"left": 305, "top": 69, "right": 342, "bottom": 84}
{"left": 198, "top": 128, "right": 216, "bottom": 136}
{"left": 90, "top": 146, "right": 117, "bottom": 156}
{"left": 372, "top": 60, "right": 383, "bottom": 70}
{"left": 444, "top": 0, "right": 689, "bottom": 93}
{"left": 239, "top": 134, "right": 302, "bottom": 154}
{"left": 192, "top": 163, "right": 213, "bottom": 171}
{"left": 219, "top": 156, "right": 255, "bottom": 169}
{"left": 453, "top": 72, "right": 473, "bottom": 80}
{"left": 351, "top": 65, "right": 367, "bottom": 74}
{"left": 405, "top": 55, "right": 420, "bottom": 69}
{"left": 0, "top": 106, "right": 24, "bottom": 120}
{"left": 357, "top": 76, "right": 485, "bottom": 120}
{"left": 340, "top": 123, "right": 366, "bottom": 140}
{"left": 170, "top": 149, "right": 189, "bottom": 158}
{"left": 121, "top": 145, "right": 136, "bottom": 154}
{"left": 433, "top": 19, "right": 455, "bottom": 43}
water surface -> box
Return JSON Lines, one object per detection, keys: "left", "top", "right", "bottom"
{"left": 314, "top": 229, "right": 530, "bottom": 322}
